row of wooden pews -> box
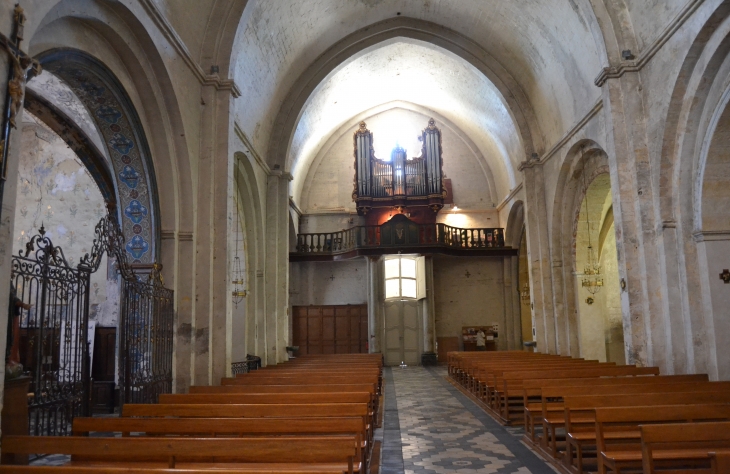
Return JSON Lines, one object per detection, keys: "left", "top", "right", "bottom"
{"left": 0, "top": 353, "right": 383, "bottom": 474}
{"left": 448, "top": 351, "right": 730, "bottom": 474}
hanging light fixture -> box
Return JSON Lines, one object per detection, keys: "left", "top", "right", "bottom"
{"left": 232, "top": 192, "right": 246, "bottom": 306}
{"left": 580, "top": 148, "right": 603, "bottom": 295}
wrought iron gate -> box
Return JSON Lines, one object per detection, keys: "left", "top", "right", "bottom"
{"left": 10, "top": 215, "right": 174, "bottom": 436}
{"left": 11, "top": 227, "right": 92, "bottom": 436}
{"left": 118, "top": 264, "right": 174, "bottom": 405}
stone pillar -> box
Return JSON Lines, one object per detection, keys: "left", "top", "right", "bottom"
{"left": 519, "top": 160, "right": 558, "bottom": 354}
{"left": 0, "top": 45, "right": 19, "bottom": 419}
{"left": 264, "top": 171, "right": 291, "bottom": 366}
{"left": 192, "top": 85, "right": 233, "bottom": 385}
{"left": 366, "top": 256, "right": 382, "bottom": 354}
{"left": 502, "top": 255, "right": 522, "bottom": 350}
{"left": 601, "top": 74, "right": 669, "bottom": 369}
{"left": 421, "top": 256, "right": 436, "bottom": 365}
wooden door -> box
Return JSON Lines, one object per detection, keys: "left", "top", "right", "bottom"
{"left": 292, "top": 305, "right": 368, "bottom": 355}
{"left": 384, "top": 300, "right": 421, "bottom": 366}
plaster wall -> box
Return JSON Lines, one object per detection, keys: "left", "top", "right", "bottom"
{"left": 300, "top": 107, "right": 496, "bottom": 213}
{"left": 289, "top": 260, "right": 368, "bottom": 307}
{"left": 432, "top": 256, "right": 506, "bottom": 349}
{"left": 14, "top": 113, "right": 118, "bottom": 326}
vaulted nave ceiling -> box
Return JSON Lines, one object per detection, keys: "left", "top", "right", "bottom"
{"left": 288, "top": 39, "right": 522, "bottom": 204}
{"left": 226, "top": 0, "right": 607, "bottom": 203}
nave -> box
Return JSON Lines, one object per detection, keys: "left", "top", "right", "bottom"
{"left": 381, "top": 366, "right": 552, "bottom": 474}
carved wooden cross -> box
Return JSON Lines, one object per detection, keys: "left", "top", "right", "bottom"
{"left": 0, "top": 4, "right": 42, "bottom": 220}
{"left": 720, "top": 269, "right": 730, "bottom": 284}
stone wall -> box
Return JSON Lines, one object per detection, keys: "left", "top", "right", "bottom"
{"left": 15, "top": 112, "right": 117, "bottom": 327}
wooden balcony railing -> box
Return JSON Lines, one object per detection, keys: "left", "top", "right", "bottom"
{"left": 294, "top": 222, "right": 506, "bottom": 256}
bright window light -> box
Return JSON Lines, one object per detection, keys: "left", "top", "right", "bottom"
{"left": 401, "top": 258, "right": 416, "bottom": 279}
{"left": 371, "top": 117, "right": 423, "bottom": 159}
{"left": 401, "top": 279, "right": 417, "bottom": 299}
{"left": 384, "top": 255, "right": 425, "bottom": 300}
{"left": 385, "top": 279, "right": 400, "bottom": 299}
{"left": 384, "top": 259, "right": 400, "bottom": 279}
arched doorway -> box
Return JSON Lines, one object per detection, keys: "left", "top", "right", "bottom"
{"left": 574, "top": 173, "right": 624, "bottom": 364}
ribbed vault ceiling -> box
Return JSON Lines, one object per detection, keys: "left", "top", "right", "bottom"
{"left": 289, "top": 38, "right": 521, "bottom": 204}
{"left": 229, "top": 0, "right": 605, "bottom": 203}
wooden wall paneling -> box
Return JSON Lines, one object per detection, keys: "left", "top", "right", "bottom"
{"left": 292, "top": 305, "right": 368, "bottom": 355}
{"left": 307, "top": 307, "right": 323, "bottom": 355}
{"left": 322, "top": 306, "right": 336, "bottom": 354}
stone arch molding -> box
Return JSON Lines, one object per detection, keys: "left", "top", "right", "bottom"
{"left": 266, "top": 17, "right": 544, "bottom": 173}
{"left": 35, "top": 49, "right": 161, "bottom": 264}
{"left": 549, "top": 139, "right": 612, "bottom": 359}
{"left": 656, "top": 1, "right": 730, "bottom": 379}
{"left": 298, "top": 101, "right": 500, "bottom": 210}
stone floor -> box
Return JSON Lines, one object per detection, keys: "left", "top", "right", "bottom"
{"left": 380, "top": 366, "right": 556, "bottom": 474}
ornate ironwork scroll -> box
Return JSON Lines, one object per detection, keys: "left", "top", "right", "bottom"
{"left": 81, "top": 216, "right": 173, "bottom": 406}
{"left": 12, "top": 226, "right": 91, "bottom": 436}
{"left": 11, "top": 214, "right": 173, "bottom": 436}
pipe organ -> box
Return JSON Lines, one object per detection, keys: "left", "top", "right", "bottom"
{"left": 352, "top": 119, "right": 445, "bottom": 223}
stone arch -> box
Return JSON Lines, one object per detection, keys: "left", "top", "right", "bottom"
{"left": 233, "top": 152, "right": 266, "bottom": 360}
{"left": 34, "top": 49, "right": 160, "bottom": 264}
{"left": 505, "top": 200, "right": 525, "bottom": 250}
{"left": 23, "top": 88, "right": 115, "bottom": 204}
{"left": 265, "top": 17, "right": 544, "bottom": 172}
{"left": 549, "top": 139, "right": 610, "bottom": 358}
{"left": 29, "top": 0, "right": 196, "bottom": 264}
{"left": 297, "top": 100, "right": 500, "bottom": 210}
{"left": 657, "top": 1, "right": 730, "bottom": 379}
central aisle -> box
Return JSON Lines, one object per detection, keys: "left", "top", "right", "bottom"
{"left": 381, "top": 366, "right": 556, "bottom": 474}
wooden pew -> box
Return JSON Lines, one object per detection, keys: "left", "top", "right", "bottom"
{"left": 494, "top": 366, "right": 660, "bottom": 425}
{"left": 521, "top": 374, "right": 708, "bottom": 442}
{"left": 189, "top": 384, "right": 375, "bottom": 394}
{"left": 559, "top": 392, "right": 730, "bottom": 473}
{"left": 0, "top": 468, "right": 349, "bottom": 474}
{"left": 542, "top": 381, "right": 730, "bottom": 461}
{"left": 1, "top": 435, "right": 361, "bottom": 473}
{"left": 711, "top": 450, "right": 730, "bottom": 474}
{"left": 596, "top": 405, "right": 730, "bottom": 474}
{"left": 122, "top": 403, "right": 373, "bottom": 445}
{"left": 72, "top": 416, "right": 369, "bottom": 471}
{"left": 641, "top": 422, "right": 730, "bottom": 474}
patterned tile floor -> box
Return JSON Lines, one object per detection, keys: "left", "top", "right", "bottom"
{"left": 381, "top": 366, "right": 556, "bottom": 474}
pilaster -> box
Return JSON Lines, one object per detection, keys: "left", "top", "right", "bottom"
{"left": 192, "top": 85, "right": 233, "bottom": 385}
{"left": 519, "top": 159, "right": 557, "bottom": 353}
{"left": 601, "top": 73, "right": 668, "bottom": 369}
{"left": 366, "top": 257, "right": 382, "bottom": 354}
{"left": 264, "top": 171, "right": 291, "bottom": 366}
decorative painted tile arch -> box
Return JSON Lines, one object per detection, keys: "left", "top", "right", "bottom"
{"left": 35, "top": 49, "right": 161, "bottom": 264}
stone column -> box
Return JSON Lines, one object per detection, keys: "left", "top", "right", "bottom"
{"left": 264, "top": 171, "right": 291, "bottom": 366}
{"left": 601, "top": 74, "right": 669, "bottom": 369}
{"left": 0, "top": 47, "right": 20, "bottom": 415}
{"left": 366, "top": 256, "right": 382, "bottom": 353}
{"left": 502, "top": 255, "right": 522, "bottom": 350}
{"left": 421, "top": 256, "right": 436, "bottom": 365}
{"left": 519, "top": 160, "right": 558, "bottom": 354}
{"left": 192, "top": 85, "right": 233, "bottom": 385}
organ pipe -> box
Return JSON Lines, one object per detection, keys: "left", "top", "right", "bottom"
{"left": 353, "top": 119, "right": 444, "bottom": 214}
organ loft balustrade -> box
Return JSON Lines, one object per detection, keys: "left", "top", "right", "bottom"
{"left": 290, "top": 214, "right": 514, "bottom": 261}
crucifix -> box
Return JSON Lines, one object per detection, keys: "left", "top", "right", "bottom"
{"left": 329, "top": 274, "right": 335, "bottom": 281}
{"left": 0, "top": 4, "right": 42, "bottom": 221}
{"left": 720, "top": 269, "right": 730, "bottom": 284}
